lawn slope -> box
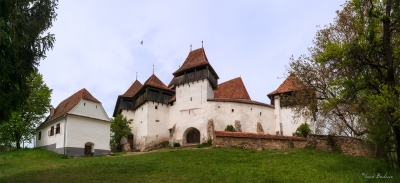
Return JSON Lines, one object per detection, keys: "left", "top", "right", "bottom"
{"left": 0, "top": 148, "right": 399, "bottom": 182}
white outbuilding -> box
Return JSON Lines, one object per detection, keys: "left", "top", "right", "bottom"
{"left": 36, "top": 88, "right": 111, "bottom": 156}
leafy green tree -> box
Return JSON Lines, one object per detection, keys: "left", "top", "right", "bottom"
{"left": 0, "top": 0, "right": 58, "bottom": 123}
{"left": 289, "top": 0, "right": 400, "bottom": 168}
{"left": 0, "top": 71, "right": 52, "bottom": 149}
{"left": 110, "top": 114, "right": 132, "bottom": 152}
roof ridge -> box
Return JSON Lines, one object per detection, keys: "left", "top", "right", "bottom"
{"left": 120, "top": 80, "right": 143, "bottom": 97}
{"left": 172, "top": 47, "right": 211, "bottom": 75}
{"left": 39, "top": 88, "right": 101, "bottom": 127}
{"left": 143, "top": 74, "right": 171, "bottom": 91}
{"left": 219, "top": 77, "right": 242, "bottom": 85}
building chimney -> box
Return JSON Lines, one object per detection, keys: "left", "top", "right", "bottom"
{"left": 50, "top": 107, "right": 55, "bottom": 116}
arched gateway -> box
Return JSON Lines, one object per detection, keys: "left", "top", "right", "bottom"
{"left": 185, "top": 128, "right": 200, "bottom": 144}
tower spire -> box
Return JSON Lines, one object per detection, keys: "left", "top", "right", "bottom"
{"left": 136, "top": 72, "right": 138, "bottom": 80}
{"left": 202, "top": 40, "right": 203, "bottom": 48}
{"left": 153, "top": 64, "right": 154, "bottom": 74}
{"left": 190, "top": 44, "right": 192, "bottom": 52}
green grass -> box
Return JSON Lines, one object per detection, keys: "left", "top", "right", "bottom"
{"left": 0, "top": 147, "right": 399, "bottom": 182}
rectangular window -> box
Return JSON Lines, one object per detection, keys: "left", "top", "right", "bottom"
{"left": 38, "top": 131, "right": 41, "bottom": 140}
{"left": 50, "top": 126, "right": 54, "bottom": 136}
{"left": 56, "top": 123, "right": 60, "bottom": 134}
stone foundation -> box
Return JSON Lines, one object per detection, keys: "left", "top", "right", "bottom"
{"left": 214, "top": 131, "right": 307, "bottom": 150}
{"left": 307, "top": 134, "right": 376, "bottom": 157}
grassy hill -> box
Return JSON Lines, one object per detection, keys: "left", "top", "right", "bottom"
{"left": 0, "top": 147, "right": 399, "bottom": 182}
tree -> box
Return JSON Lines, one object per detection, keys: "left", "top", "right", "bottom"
{"left": 0, "top": 71, "right": 52, "bottom": 149}
{"left": 110, "top": 114, "right": 132, "bottom": 152}
{"left": 289, "top": 0, "right": 400, "bottom": 168}
{"left": 0, "top": 0, "right": 58, "bottom": 123}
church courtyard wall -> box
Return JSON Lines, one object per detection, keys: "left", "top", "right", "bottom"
{"left": 214, "top": 131, "right": 307, "bottom": 150}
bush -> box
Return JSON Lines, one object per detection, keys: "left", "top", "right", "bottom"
{"left": 295, "top": 123, "right": 311, "bottom": 137}
{"left": 197, "top": 138, "right": 212, "bottom": 148}
{"left": 225, "top": 125, "right": 236, "bottom": 132}
{"left": 173, "top": 143, "right": 181, "bottom": 147}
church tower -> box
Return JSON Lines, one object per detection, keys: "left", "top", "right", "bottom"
{"left": 169, "top": 47, "right": 219, "bottom": 110}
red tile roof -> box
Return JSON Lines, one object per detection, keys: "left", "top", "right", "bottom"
{"left": 172, "top": 47, "right": 219, "bottom": 80}
{"left": 267, "top": 73, "right": 305, "bottom": 96}
{"left": 214, "top": 77, "right": 251, "bottom": 100}
{"left": 143, "top": 74, "right": 172, "bottom": 91}
{"left": 215, "top": 131, "right": 306, "bottom": 141}
{"left": 173, "top": 48, "right": 210, "bottom": 75}
{"left": 40, "top": 88, "right": 100, "bottom": 126}
{"left": 120, "top": 80, "right": 143, "bottom": 98}
{"left": 207, "top": 98, "right": 274, "bottom": 108}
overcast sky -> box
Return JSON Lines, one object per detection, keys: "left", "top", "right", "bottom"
{"left": 38, "top": 0, "right": 346, "bottom": 118}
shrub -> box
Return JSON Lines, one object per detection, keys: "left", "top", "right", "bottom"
{"left": 295, "top": 123, "right": 311, "bottom": 137}
{"left": 225, "top": 125, "right": 236, "bottom": 132}
{"left": 197, "top": 138, "right": 212, "bottom": 148}
{"left": 173, "top": 143, "right": 181, "bottom": 147}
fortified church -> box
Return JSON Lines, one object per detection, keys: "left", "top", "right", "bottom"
{"left": 113, "top": 46, "right": 312, "bottom": 151}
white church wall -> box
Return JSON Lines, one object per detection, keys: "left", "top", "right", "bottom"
{"left": 119, "top": 109, "right": 135, "bottom": 145}
{"left": 208, "top": 101, "right": 275, "bottom": 134}
{"left": 274, "top": 98, "right": 313, "bottom": 136}
{"left": 69, "top": 99, "right": 110, "bottom": 121}
{"left": 172, "top": 108, "right": 209, "bottom": 144}
{"left": 145, "top": 101, "right": 170, "bottom": 147}
{"left": 129, "top": 103, "right": 149, "bottom": 150}
{"left": 175, "top": 79, "right": 211, "bottom": 110}
{"left": 169, "top": 79, "right": 215, "bottom": 144}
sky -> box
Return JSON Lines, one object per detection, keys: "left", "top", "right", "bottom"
{"left": 38, "top": 0, "right": 347, "bottom": 118}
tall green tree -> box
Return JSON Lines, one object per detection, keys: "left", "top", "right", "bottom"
{"left": 0, "top": 0, "right": 58, "bottom": 123}
{"left": 110, "top": 114, "right": 132, "bottom": 152}
{"left": 289, "top": 0, "right": 400, "bottom": 168}
{"left": 0, "top": 71, "right": 52, "bottom": 149}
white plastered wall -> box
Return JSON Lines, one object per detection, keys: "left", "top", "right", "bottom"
{"left": 169, "top": 79, "right": 213, "bottom": 144}
{"left": 69, "top": 99, "right": 110, "bottom": 121}
{"left": 36, "top": 117, "right": 65, "bottom": 149}
{"left": 121, "top": 102, "right": 149, "bottom": 151}
{"left": 274, "top": 97, "right": 313, "bottom": 136}
{"left": 208, "top": 101, "right": 275, "bottom": 134}
{"left": 145, "top": 101, "right": 170, "bottom": 147}
{"left": 66, "top": 115, "right": 110, "bottom": 151}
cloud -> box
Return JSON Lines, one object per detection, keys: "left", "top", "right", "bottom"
{"left": 38, "top": 0, "right": 346, "bottom": 117}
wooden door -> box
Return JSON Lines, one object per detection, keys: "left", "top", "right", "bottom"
{"left": 186, "top": 129, "right": 200, "bottom": 143}
{"left": 128, "top": 134, "right": 134, "bottom": 151}
{"left": 85, "top": 145, "right": 91, "bottom": 156}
